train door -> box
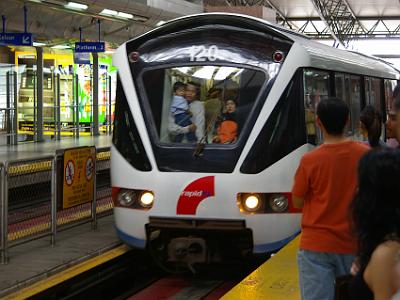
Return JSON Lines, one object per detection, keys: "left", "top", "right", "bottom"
{"left": 334, "top": 73, "right": 362, "bottom": 140}
{"left": 303, "top": 69, "right": 330, "bottom": 145}
{"left": 365, "top": 77, "right": 384, "bottom": 138}
{"left": 384, "top": 79, "right": 399, "bottom": 143}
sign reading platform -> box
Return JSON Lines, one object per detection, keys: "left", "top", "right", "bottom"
{"left": 0, "top": 32, "right": 33, "bottom": 46}
{"left": 75, "top": 42, "right": 105, "bottom": 53}
{"left": 63, "top": 146, "right": 96, "bottom": 209}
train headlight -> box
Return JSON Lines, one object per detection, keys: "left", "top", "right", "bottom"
{"left": 269, "top": 194, "right": 289, "bottom": 212}
{"left": 139, "top": 191, "right": 154, "bottom": 208}
{"left": 244, "top": 194, "right": 261, "bottom": 212}
{"left": 118, "top": 190, "right": 137, "bottom": 206}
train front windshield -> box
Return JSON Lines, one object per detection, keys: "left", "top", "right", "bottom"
{"left": 120, "top": 20, "right": 293, "bottom": 172}
{"left": 142, "top": 66, "right": 267, "bottom": 144}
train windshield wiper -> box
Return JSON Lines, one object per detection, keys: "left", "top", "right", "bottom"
{"left": 193, "top": 109, "right": 221, "bottom": 157}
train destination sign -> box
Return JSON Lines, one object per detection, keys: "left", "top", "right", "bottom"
{"left": 63, "top": 146, "right": 96, "bottom": 209}
{"left": 0, "top": 32, "right": 33, "bottom": 46}
{"left": 75, "top": 42, "right": 105, "bottom": 53}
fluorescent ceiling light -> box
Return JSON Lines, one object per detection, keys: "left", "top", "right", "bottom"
{"left": 65, "top": 1, "right": 88, "bottom": 10}
{"left": 117, "top": 12, "right": 133, "bottom": 19}
{"left": 192, "top": 66, "right": 216, "bottom": 79}
{"left": 214, "top": 67, "right": 237, "bottom": 80}
{"left": 51, "top": 45, "right": 70, "bottom": 49}
{"left": 33, "top": 42, "right": 46, "bottom": 46}
{"left": 175, "top": 67, "right": 190, "bottom": 74}
{"left": 100, "top": 9, "right": 118, "bottom": 16}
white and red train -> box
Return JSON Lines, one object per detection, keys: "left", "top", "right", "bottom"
{"left": 111, "top": 13, "right": 399, "bottom": 270}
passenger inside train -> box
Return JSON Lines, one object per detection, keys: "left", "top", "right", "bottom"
{"left": 143, "top": 65, "right": 266, "bottom": 144}
{"left": 212, "top": 99, "right": 238, "bottom": 144}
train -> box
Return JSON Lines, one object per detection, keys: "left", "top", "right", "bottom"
{"left": 111, "top": 13, "right": 399, "bottom": 271}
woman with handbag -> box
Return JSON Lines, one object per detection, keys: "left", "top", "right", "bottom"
{"left": 349, "top": 149, "right": 400, "bottom": 300}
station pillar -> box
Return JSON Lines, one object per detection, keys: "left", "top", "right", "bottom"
{"left": 36, "top": 46, "right": 44, "bottom": 142}
{"left": 92, "top": 53, "right": 99, "bottom": 136}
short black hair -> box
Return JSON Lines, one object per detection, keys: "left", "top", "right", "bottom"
{"left": 173, "top": 81, "right": 186, "bottom": 92}
{"left": 316, "top": 97, "right": 349, "bottom": 135}
{"left": 185, "top": 81, "right": 201, "bottom": 95}
{"left": 225, "top": 99, "right": 237, "bottom": 106}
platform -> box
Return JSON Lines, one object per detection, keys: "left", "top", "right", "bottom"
{"left": 0, "top": 214, "right": 120, "bottom": 297}
{"left": 0, "top": 135, "right": 111, "bottom": 162}
{"left": 222, "top": 235, "right": 300, "bottom": 300}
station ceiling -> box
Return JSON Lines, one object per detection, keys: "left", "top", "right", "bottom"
{"left": 0, "top": 0, "right": 399, "bottom": 48}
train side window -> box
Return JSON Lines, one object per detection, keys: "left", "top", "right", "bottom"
{"left": 335, "top": 73, "right": 351, "bottom": 137}
{"left": 334, "top": 73, "right": 362, "bottom": 140}
{"left": 303, "top": 69, "right": 330, "bottom": 145}
{"left": 385, "top": 79, "right": 398, "bottom": 112}
{"left": 384, "top": 79, "right": 399, "bottom": 142}
{"left": 349, "top": 75, "right": 362, "bottom": 139}
{"left": 365, "top": 77, "right": 382, "bottom": 115}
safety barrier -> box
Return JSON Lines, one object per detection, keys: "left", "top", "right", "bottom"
{"left": 0, "top": 147, "right": 112, "bottom": 264}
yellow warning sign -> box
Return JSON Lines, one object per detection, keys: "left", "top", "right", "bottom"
{"left": 63, "top": 146, "right": 96, "bottom": 209}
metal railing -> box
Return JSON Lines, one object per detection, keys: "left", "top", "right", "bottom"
{"left": 0, "top": 147, "right": 112, "bottom": 264}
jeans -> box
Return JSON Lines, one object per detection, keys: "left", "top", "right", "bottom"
{"left": 174, "top": 112, "right": 197, "bottom": 142}
{"left": 297, "top": 249, "right": 355, "bottom": 300}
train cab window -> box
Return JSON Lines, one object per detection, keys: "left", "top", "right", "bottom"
{"left": 142, "top": 66, "right": 266, "bottom": 145}
{"left": 303, "top": 69, "right": 330, "bottom": 145}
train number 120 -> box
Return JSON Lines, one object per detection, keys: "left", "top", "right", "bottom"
{"left": 189, "top": 45, "right": 218, "bottom": 62}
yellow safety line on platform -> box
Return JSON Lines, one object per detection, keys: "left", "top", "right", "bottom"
{"left": 8, "top": 161, "right": 52, "bottom": 175}
{"left": 3, "top": 244, "right": 129, "bottom": 300}
{"left": 222, "top": 235, "right": 301, "bottom": 300}
{"left": 8, "top": 201, "right": 113, "bottom": 241}
{"left": 96, "top": 151, "right": 111, "bottom": 161}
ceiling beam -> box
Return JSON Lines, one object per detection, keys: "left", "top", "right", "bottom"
{"left": 278, "top": 17, "right": 400, "bottom": 39}
{"left": 309, "top": 0, "right": 366, "bottom": 47}
{"left": 224, "top": 0, "right": 298, "bottom": 29}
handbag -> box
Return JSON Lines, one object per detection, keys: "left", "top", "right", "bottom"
{"left": 335, "top": 274, "right": 353, "bottom": 300}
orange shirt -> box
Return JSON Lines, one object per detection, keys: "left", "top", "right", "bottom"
{"left": 218, "top": 120, "right": 238, "bottom": 144}
{"left": 292, "top": 141, "right": 369, "bottom": 253}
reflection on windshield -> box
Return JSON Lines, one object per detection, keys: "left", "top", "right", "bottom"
{"left": 142, "top": 65, "right": 268, "bottom": 145}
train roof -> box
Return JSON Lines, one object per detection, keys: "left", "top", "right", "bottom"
{"left": 125, "top": 12, "right": 400, "bottom": 80}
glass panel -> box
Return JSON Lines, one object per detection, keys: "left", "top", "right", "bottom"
{"left": 369, "top": 77, "right": 382, "bottom": 114}
{"left": 143, "top": 65, "right": 266, "bottom": 144}
{"left": 303, "top": 69, "right": 330, "bottom": 145}
{"left": 385, "top": 79, "right": 398, "bottom": 113}
{"left": 334, "top": 74, "right": 352, "bottom": 136}
{"left": 335, "top": 73, "right": 345, "bottom": 102}
{"left": 349, "top": 75, "right": 362, "bottom": 139}
{"left": 384, "top": 79, "right": 399, "bottom": 147}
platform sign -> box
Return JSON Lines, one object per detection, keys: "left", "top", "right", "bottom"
{"left": 74, "top": 52, "right": 91, "bottom": 64}
{"left": 0, "top": 33, "right": 33, "bottom": 46}
{"left": 75, "top": 42, "right": 105, "bottom": 53}
{"left": 63, "top": 146, "right": 96, "bottom": 209}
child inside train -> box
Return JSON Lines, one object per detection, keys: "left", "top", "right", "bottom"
{"left": 213, "top": 99, "right": 238, "bottom": 144}
{"left": 169, "top": 81, "right": 197, "bottom": 142}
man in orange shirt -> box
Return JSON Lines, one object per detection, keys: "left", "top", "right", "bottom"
{"left": 291, "top": 97, "right": 369, "bottom": 300}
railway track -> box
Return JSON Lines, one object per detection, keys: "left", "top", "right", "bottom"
{"left": 27, "top": 249, "right": 267, "bottom": 300}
